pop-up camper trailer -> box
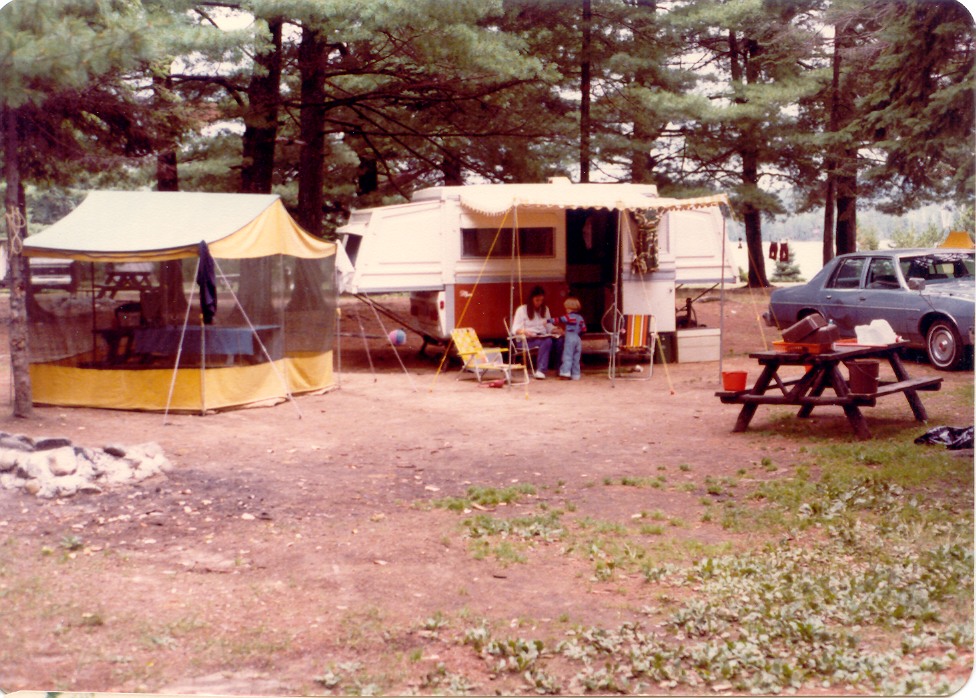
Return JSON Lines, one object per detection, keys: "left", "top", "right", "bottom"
{"left": 21, "top": 191, "right": 338, "bottom": 412}
{"left": 338, "top": 179, "right": 734, "bottom": 348}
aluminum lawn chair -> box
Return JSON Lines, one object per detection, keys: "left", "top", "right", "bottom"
{"left": 451, "top": 327, "right": 528, "bottom": 385}
{"left": 608, "top": 314, "right": 655, "bottom": 380}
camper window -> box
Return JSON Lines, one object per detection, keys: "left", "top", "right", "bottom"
{"left": 461, "top": 227, "right": 554, "bottom": 258}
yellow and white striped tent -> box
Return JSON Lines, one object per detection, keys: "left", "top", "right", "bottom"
{"left": 22, "top": 191, "right": 339, "bottom": 412}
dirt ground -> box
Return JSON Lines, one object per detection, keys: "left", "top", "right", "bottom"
{"left": 0, "top": 289, "right": 972, "bottom": 695}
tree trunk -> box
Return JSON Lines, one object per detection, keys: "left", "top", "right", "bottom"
{"left": 238, "top": 17, "right": 283, "bottom": 322}
{"left": 835, "top": 179, "right": 857, "bottom": 254}
{"left": 833, "top": 19, "right": 857, "bottom": 256}
{"left": 822, "top": 174, "right": 836, "bottom": 264}
{"left": 3, "top": 108, "right": 31, "bottom": 417}
{"left": 441, "top": 154, "right": 463, "bottom": 186}
{"left": 153, "top": 69, "right": 189, "bottom": 324}
{"left": 288, "top": 24, "right": 329, "bottom": 314}
{"left": 298, "top": 25, "right": 326, "bottom": 237}
{"left": 580, "top": 0, "right": 592, "bottom": 183}
{"left": 156, "top": 147, "right": 187, "bottom": 322}
{"left": 822, "top": 28, "right": 841, "bottom": 266}
{"left": 629, "top": 0, "right": 658, "bottom": 185}
{"left": 733, "top": 33, "right": 769, "bottom": 288}
{"left": 241, "top": 17, "right": 282, "bottom": 195}
{"left": 630, "top": 121, "right": 655, "bottom": 185}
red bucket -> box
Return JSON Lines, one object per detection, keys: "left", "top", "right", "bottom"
{"left": 721, "top": 370, "right": 748, "bottom": 391}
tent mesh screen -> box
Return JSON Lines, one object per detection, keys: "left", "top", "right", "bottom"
{"left": 27, "top": 255, "right": 336, "bottom": 369}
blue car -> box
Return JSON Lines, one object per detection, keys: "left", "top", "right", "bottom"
{"left": 763, "top": 248, "right": 975, "bottom": 370}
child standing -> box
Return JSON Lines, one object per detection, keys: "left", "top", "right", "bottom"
{"left": 549, "top": 297, "right": 587, "bottom": 380}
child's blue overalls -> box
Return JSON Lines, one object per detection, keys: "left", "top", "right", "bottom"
{"left": 558, "top": 312, "right": 586, "bottom": 379}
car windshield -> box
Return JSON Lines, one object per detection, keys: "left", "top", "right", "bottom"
{"left": 900, "top": 252, "right": 975, "bottom": 283}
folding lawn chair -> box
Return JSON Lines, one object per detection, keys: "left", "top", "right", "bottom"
{"left": 505, "top": 318, "right": 539, "bottom": 374}
{"left": 608, "top": 314, "right": 655, "bottom": 381}
{"left": 451, "top": 327, "right": 528, "bottom": 385}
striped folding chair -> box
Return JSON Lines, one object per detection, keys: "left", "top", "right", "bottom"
{"left": 609, "top": 314, "right": 655, "bottom": 381}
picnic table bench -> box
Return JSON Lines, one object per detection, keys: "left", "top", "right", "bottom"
{"left": 96, "top": 264, "right": 154, "bottom": 298}
{"left": 715, "top": 342, "right": 942, "bottom": 440}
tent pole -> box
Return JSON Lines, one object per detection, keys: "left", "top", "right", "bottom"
{"left": 363, "top": 299, "right": 416, "bottom": 390}
{"left": 200, "top": 313, "right": 206, "bottom": 416}
{"left": 164, "top": 259, "right": 199, "bottom": 425}
{"left": 335, "top": 298, "right": 342, "bottom": 389}
{"left": 212, "top": 258, "right": 303, "bottom": 419}
{"left": 719, "top": 214, "right": 727, "bottom": 383}
{"left": 89, "top": 262, "right": 96, "bottom": 363}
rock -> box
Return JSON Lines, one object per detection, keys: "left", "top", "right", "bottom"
{"left": 88, "top": 450, "right": 119, "bottom": 477}
{"left": 104, "top": 459, "right": 137, "bottom": 484}
{"left": 0, "top": 436, "right": 170, "bottom": 498}
{"left": 0, "top": 473, "right": 24, "bottom": 490}
{"left": 52, "top": 475, "right": 81, "bottom": 497}
{"left": 47, "top": 447, "right": 78, "bottom": 477}
{"left": 0, "top": 435, "right": 33, "bottom": 451}
{"left": 130, "top": 442, "right": 164, "bottom": 459}
{"left": 34, "top": 437, "right": 73, "bottom": 451}
{"left": 0, "top": 449, "right": 22, "bottom": 473}
{"left": 17, "top": 451, "right": 52, "bottom": 480}
{"left": 103, "top": 444, "right": 127, "bottom": 458}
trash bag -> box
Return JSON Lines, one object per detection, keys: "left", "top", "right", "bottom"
{"left": 914, "top": 425, "right": 974, "bottom": 450}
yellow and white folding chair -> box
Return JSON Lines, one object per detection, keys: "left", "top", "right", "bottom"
{"left": 608, "top": 314, "right": 655, "bottom": 381}
{"left": 451, "top": 327, "right": 528, "bottom": 385}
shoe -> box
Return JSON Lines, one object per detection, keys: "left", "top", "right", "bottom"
{"left": 559, "top": 374, "right": 570, "bottom": 380}
{"left": 533, "top": 371, "right": 546, "bottom": 380}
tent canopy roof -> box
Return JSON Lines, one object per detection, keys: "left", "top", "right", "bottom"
{"left": 940, "top": 231, "right": 975, "bottom": 249}
{"left": 23, "top": 191, "right": 335, "bottom": 262}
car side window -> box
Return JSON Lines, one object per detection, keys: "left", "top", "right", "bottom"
{"left": 827, "top": 258, "right": 865, "bottom": 289}
{"left": 866, "top": 258, "right": 899, "bottom": 289}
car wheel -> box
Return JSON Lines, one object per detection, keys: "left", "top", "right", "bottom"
{"left": 926, "top": 320, "right": 964, "bottom": 370}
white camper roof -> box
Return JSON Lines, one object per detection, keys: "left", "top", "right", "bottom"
{"left": 411, "top": 180, "right": 729, "bottom": 217}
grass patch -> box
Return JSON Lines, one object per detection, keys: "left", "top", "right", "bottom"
{"left": 432, "top": 483, "right": 538, "bottom": 511}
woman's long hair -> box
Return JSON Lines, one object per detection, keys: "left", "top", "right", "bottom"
{"left": 526, "top": 285, "right": 548, "bottom": 320}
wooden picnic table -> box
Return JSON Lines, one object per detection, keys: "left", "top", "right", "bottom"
{"left": 96, "top": 267, "right": 154, "bottom": 298}
{"left": 715, "top": 342, "right": 942, "bottom": 440}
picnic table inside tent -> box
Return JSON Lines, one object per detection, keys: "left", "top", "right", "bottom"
{"left": 21, "top": 191, "right": 340, "bottom": 413}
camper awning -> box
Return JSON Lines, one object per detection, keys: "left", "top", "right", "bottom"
{"left": 457, "top": 183, "right": 730, "bottom": 218}
{"left": 23, "top": 191, "right": 336, "bottom": 262}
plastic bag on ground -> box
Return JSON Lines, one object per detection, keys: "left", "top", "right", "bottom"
{"left": 914, "top": 425, "right": 974, "bottom": 450}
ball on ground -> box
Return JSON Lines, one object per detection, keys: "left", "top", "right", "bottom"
{"left": 388, "top": 329, "right": 407, "bottom": 346}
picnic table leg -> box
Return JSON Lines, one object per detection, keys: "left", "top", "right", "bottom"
{"left": 796, "top": 365, "right": 831, "bottom": 418}
{"left": 732, "top": 363, "right": 777, "bottom": 433}
{"left": 888, "top": 351, "right": 928, "bottom": 421}
{"left": 827, "top": 364, "right": 872, "bottom": 440}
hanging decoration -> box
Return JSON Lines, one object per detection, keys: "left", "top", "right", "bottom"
{"left": 630, "top": 209, "right": 660, "bottom": 275}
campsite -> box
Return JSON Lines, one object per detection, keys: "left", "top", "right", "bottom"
{"left": 0, "top": 1, "right": 973, "bottom": 694}
{"left": 0, "top": 288, "right": 972, "bottom": 696}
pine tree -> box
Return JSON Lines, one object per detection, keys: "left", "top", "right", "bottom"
{"left": 770, "top": 245, "right": 804, "bottom": 283}
{"left": 669, "top": 0, "right": 824, "bottom": 287}
{"left": 0, "top": 0, "right": 158, "bottom": 416}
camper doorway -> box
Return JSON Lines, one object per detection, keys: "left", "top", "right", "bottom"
{"left": 567, "top": 208, "right": 619, "bottom": 331}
